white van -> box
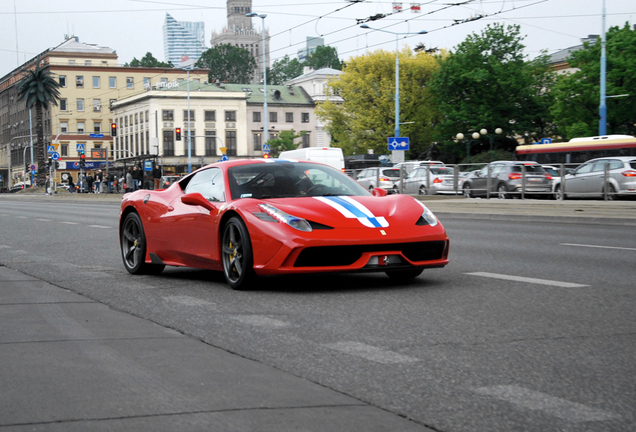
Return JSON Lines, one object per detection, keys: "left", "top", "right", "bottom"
{"left": 278, "top": 147, "right": 345, "bottom": 172}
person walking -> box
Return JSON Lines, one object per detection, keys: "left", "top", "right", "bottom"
{"left": 86, "top": 172, "right": 94, "bottom": 193}
{"left": 125, "top": 167, "right": 133, "bottom": 193}
{"left": 94, "top": 170, "right": 102, "bottom": 193}
{"left": 68, "top": 173, "right": 75, "bottom": 193}
{"left": 153, "top": 164, "right": 162, "bottom": 190}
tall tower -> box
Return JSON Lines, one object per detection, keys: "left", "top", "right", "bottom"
{"left": 210, "top": 0, "right": 270, "bottom": 84}
{"left": 163, "top": 13, "right": 206, "bottom": 65}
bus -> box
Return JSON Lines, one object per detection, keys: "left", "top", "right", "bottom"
{"left": 516, "top": 135, "right": 636, "bottom": 164}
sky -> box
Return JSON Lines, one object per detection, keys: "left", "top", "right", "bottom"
{"left": 1, "top": 0, "right": 634, "bottom": 79}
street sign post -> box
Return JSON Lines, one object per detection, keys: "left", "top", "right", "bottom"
{"left": 388, "top": 137, "right": 410, "bottom": 151}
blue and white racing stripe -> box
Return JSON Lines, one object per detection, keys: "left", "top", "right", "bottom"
{"left": 315, "top": 196, "right": 389, "bottom": 228}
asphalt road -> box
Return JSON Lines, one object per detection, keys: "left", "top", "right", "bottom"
{"left": 1, "top": 195, "right": 635, "bottom": 431}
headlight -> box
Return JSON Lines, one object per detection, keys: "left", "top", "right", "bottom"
{"left": 258, "top": 203, "right": 313, "bottom": 232}
{"left": 414, "top": 199, "right": 438, "bottom": 227}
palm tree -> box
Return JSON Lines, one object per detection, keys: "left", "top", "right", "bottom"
{"left": 17, "top": 61, "right": 61, "bottom": 187}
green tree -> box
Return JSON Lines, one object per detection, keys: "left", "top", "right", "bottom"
{"left": 316, "top": 47, "right": 439, "bottom": 157}
{"left": 125, "top": 52, "right": 173, "bottom": 68}
{"left": 196, "top": 44, "right": 257, "bottom": 84}
{"left": 267, "top": 130, "right": 306, "bottom": 156}
{"left": 268, "top": 55, "right": 304, "bottom": 85}
{"left": 305, "top": 45, "right": 342, "bottom": 70}
{"left": 551, "top": 23, "right": 636, "bottom": 139}
{"left": 428, "top": 23, "right": 556, "bottom": 162}
{"left": 17, "top": 62, "right": 61, "bottom": 187}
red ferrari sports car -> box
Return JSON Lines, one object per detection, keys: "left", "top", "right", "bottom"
{"left": 120, "top": 159, "right": 449, "bottom": 289}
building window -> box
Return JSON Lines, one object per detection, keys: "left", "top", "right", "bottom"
{"left": 225, "top": 111, "right": 236, "bottom": 122}
{"left": 302, "top": 133, "right": 310, "bottom": 148}
{"left": 205, "top": 131, "right": 216, "bottom": 156}
{"left": 253, "top": 111, "right": 261, "bottom": 122}
{"left": 93, "top": 76, "right": 100, "bottom": 88}
{"left": 145, "top": 111, "right": 149, "bottom": 123}
{"left": 61, "top": 144, "right": 68, "bottom": 157}
{"left": 162, "top": 110, "right": 173, "bottom": 121}
{"left": 184, "top": 110, "right": 195, "bottom": 122}
{"left": 85, "top": 60, "right": 91, "bottom": 66}
{"left": 76, "top": 76, "right": 84, "bottom": 88}
{"left": 59, "top": 76, "right": 66, "bottom": 87}
{"left": 144, "top": 77, "right": 151, "bottom": 89}
{"left": 77, "top": 99, "right": 84, "bottom": 111}
{"left": 253, "top": 133, "right": 262, "bottom": 151}
{"left": 60, "top": 121, "right": 68, "bottom": 133}
{"left": 126, "top": 77, "right": 134, "bottom": 89}
{"left": 68, "top": 60, "right": 75, "bottom": 65}
{"left": 60, "top": 99, "right": 68, "bottom": 111}
{"left": 269, "top": 132, "right": 279, "bottom": 141}
{"left": 109, "top": 77, "right": 116, "bottom": 88}
{"left": 125, "top": 116, "right": 128, "bottom": 126}
{"left": 94, "top": 122, "right": 101, "bottom": 133}
{"left": 93, "top": 99, "right": 101, "bottom": 112}
{"left": 270, "top": 112, "right": 277, "bottom": 123}
{"left": 226, "top": 130, "right": 237, "bottom": 156}
{"left": 204, "top": 110, "right": 216, "bottom": 121}
{"left": 286, "top": 112, "right": 293, "bottom": 123}
{"left": 77, "top": 122, "right": 85, "bottom": 134}
{"left": 301, "top": 112, "right": 310, "bottom": 123}
{"left": 163, "top": 130, "right": 174, "bottom": 157}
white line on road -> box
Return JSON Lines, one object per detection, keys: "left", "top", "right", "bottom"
{"left": 0, "top": 245, "right": 11, "bottom": 249}
{"left": 36, "top": 219, "right": 52, "bottom": 222}
{"left": 88, "top": 225, "right": 111, "bottom": 229}
{"left": 60, "top": 221, "right": 79, "bottom": 225}
{"left": 231, "top": 315, "right": 290, "bottom": 329}
{"left": 561, "top": 243, "right": 636, "bottom": 251}
{"left": 324, "top": 341, "right": 420, "bottom": 365}
{"left": 466, "top": 272, "right": 588, "bottom": 288}
{"left": 17, "top": 216, "right": 28, "bottom": 219}
{"left": 473, "top": 385, "right": 622, "bottom": 422}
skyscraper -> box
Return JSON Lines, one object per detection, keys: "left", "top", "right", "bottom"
{"left": 163, "top": 13, "right": 206, "bottom": 66}
{"left": 210, "top": 0, "right": 269, "bottom": 84}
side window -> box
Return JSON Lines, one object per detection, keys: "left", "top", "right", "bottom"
{"left": 575, "top": 163, "right": 594, "bottom": 174}
{"left": 184, "top": 168, "right": 225, "bottom": 202}
{"left": 609, "top": 160, "right": 623, "bottom": 170}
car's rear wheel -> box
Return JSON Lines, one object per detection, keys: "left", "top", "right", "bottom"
{"left": 386, "top": 269, "right": 424, "bottom": 281}
{"left": 463, "top": 183, "right": 472, "bottom": 198}
{"left": 418, "top": 186, "right": 428, "bottom": 196}
{"left": 222, "top": 217, "right": 256, "bottom": 290}
{"left": 554, "top": 184, "right": 565, "bottom": 200}
{"left": 603, "top": 183, "right": 618, "bottom": 201}
{"left": 121, "top": 212, "right": 165, "bottom": 275}
{"left": 497, "top": 184, "right": 509, "bottom": 199}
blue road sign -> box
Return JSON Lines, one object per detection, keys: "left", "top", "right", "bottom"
{"left": 47, "top": 146, "right": 55, "bottom": 154}
{"left": 89, "top": 133, "right": 104, "bottom": 138}
{"left": 540, "top": 138, "right": 552, "bottom": 144}
{"left": 220, "top": 155, "right": 229, "bottom": 162}
{"left": 144, "top": 160, "right": 153, "bottom": 171}
{"left": 388, "top": 137, "right": 410, "bottom": 151}
{"left": 51, "top": 152, "right": 61, "bottom": 161}
{"left": 263, "top": 144, "right": 270, "bottom": 151}
{"left": 76, "top": 144, "right": 85, "bottom": 151}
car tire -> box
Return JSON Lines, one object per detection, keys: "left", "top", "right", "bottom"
{"left": 222, "top": 217, "right": 256, "bottom": 290}
{"left": 554, "top": 184, "right": 565, "bottom": 201}
{"left": 418, "top": 186, "right": 427, "bottom": 196}
{"left": 386, "top": 269, "right": 424, "bottom": 281}
{"left": 463, "top": 183, "right": 472, "bottom": 198}
{"left": 497, "top": 184, "right": 509, "bottom": 200}
{"left": 121, "top": 212, "right": 165, "bottom": 275}
{"left": 603, "top": 183, "right": 618, "bottom": 201}
{"left": 392, "top": 186, "right": 400, "bottom": 194}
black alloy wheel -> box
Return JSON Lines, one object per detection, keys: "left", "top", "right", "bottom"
{"left": 120, "top": 212, "right": 164, "bottom": 275}
{"left": 222, "top": 217, "right": 256, "bottom": 290}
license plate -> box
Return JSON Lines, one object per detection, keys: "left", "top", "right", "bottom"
{"left": 528, "top": 178, "right": 541, "bottom": 182}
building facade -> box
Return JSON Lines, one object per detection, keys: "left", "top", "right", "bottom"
{"left": 0, "top": 36, "right": 208, "bottom": 187}
{"left": 163, "top": 13, "right": 206, "bottom": 65}
{"left": 209, "top": 0, "right": 269, "bottom": 84}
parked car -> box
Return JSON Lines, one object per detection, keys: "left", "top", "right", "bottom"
{"left": 355, "top": 167, "right": 401, "bottom": 192}
{"left": 462, "top": 161, "right": 552, "bottom": 199}
{"left": 542, "top": 165, "right": 575, "bottom": 200}
{"left": 556, "top": 156, "right": 636, "bottom": 200}
{"left": 393, "top": 165, "right": 464, "bottom": 195}
{"left": 394, "top": 160, "right": 444, "bottom": 176}
{"left": 9, "top": 182, "right": 30, "bottom": 193}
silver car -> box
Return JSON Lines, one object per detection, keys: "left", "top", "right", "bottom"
{"left": 355, "top": 167, "right": 401, "bottom": 192}
{"left": 557, "top": 156, "right": 636, "bottom": 200}
{"left": 462, "top": 161, "right": 552, "bottom": 199}
{"left": 393, "top": 166, "right": 464, "bottom": 195}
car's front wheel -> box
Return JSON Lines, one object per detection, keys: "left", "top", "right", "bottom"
{"left": 463, "top": 183, "right": 473, "bottom": 198}
{"left": 603, "top": 183, "right": 618, "bottom": 201}
{"left": 121, "top": 212, "right": 165, "bottom": 275}
{"left": 554, "top": 184, "right": 565, "bottom": 200}
{"left": 418, "top": 186, "right": 428, "bottom": 196}
{"left": 222, "top": 217, "right": 256, "bottom": 290}
{"left": 497, "top": 184, "right": 509, "bottom": 199}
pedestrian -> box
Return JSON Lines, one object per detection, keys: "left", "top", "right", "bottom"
{"left": 153, "top": 164, "right": 162, "bottom": 190}
{"left": 125, "top": 167, "right": 133, "bottom": 193}
{"left": 45, "top": 175, "right": 51, "bottom": 195}
{"left": 133, "top": 166, "right": 143, "bottom": 190}
{"left": 68, "top": 173, "right": 75, "bottom": 193}
{"left": 86, "top": 172, "right": 94, "bottom": 193}
{"left": 94, "top": 170, "right": 102, "bottom": 193}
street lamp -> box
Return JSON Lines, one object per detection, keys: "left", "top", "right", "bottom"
{"left": 247, "top": 12, "right": 268, "bottom": 149}
{"left": 479, "top": 128, "right": 503, "bottom": 161}
{"left": 360, "top": 24, "right": 427, "bottom": 163}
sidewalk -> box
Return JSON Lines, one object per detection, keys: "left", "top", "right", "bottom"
{"left": 0, "top": 266, "right": 432, "bottom": 431}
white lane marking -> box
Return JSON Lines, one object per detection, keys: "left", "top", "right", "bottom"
{"left": 324, "top": 341, "right": 419, "bottom": 365}
{"left": 60, "top": 221, "right": 79, "bottom": 225}
{"left": 561, "top": 243, "right": 636, "bottom": 252}
{"left": 36, "top": 219, "right": 52, "bottom": 222}
{"left": 0, "top": 245, "right": 11, "bottom": 249}
{"left": 466, "top": 272, "right": 588, "bottom": 288}
{"left": 17, "top": 216, "right": 28, "bottom": 219}
{"left": 89, "top": 225, "right": 111, "bottom": 229}
{"left": 231, "top": 315, "right": 290, "bottom": 329}
{"left": 163, "top": 295, "right": 215, "bottom": 307}
{"left": 473, "top": 385, "right": 622, "bottom": 422}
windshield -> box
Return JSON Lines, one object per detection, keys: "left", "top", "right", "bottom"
{"left": 229, "top": 162, "right": 370, "bottom": 200}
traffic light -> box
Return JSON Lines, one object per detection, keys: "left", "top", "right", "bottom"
{"left": 111, "top": 122, "right": 117, "bottom": 137}
{"left": 175, "top": 127, "right": 182, "bottom": 141}
{"left": 79, "top": 150, "right": 86, "bottom": 168}
{"left": 55, "top": 161, "right": 60, "bottom": 169}
{"left": 46, "top": 157, "right": 52, "bottom": 170}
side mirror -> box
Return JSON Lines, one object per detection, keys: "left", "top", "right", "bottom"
{"left": 181, "top": 192, "right": 216, "bottom": 212}
{"left": 372, "top": 187, "right": 388, "bottom": 197}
